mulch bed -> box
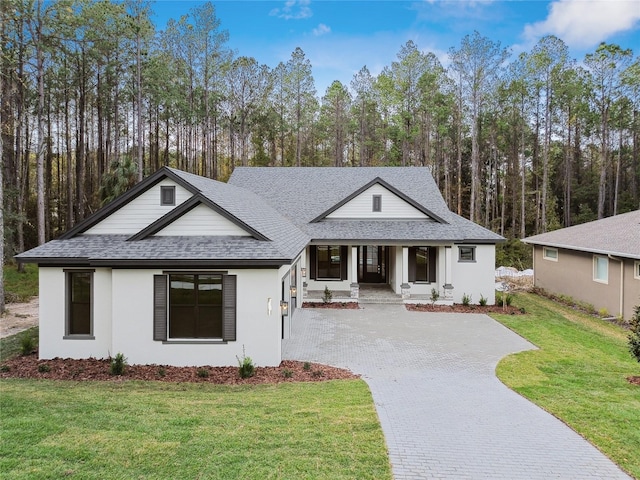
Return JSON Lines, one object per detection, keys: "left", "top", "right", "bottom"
{"left": 0, "top": 354, "right": 358, "bottom": 384}
{"left": 406, "top": 303, "right": 525, "bottom": 315}
{"left": 628, "top": 376, "right": 640, "bottom": 386}
{"left": 302, "top": 302, "right": 360, "bottom": 309}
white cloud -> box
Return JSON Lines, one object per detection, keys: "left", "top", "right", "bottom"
{"left": 523, "top": 0, "right": 640, "bottom": 48}
{"left": 269, "top": 0, "right": 313, "bottom": 20}
{"left": 312, "top": 23, "right": 331, "bottom": 36}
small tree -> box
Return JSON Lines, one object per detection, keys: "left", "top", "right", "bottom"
{"left": 322, "top": 285, "right": 332, "bottom": 304}
{"left": 629, "top": 305, "right": 640, "bottom": 363}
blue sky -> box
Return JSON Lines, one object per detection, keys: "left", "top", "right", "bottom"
{"left": 152, "top": 0, "right": 640, "bottom": 95}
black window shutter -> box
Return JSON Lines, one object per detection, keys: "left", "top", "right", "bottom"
{"left": 153, "top": 275, "right": 168, "bottom": 341}
{"left": 428, "top": 247, "right": 437, "bottom": 283}
{"left": 341, "top": 246, "right": 348, "bottom": 280}
{"left": 222, "top": 274, "right": 237, "bottom": 342}
{"left": 408, "top": 247, "right": 416, "bottom": 282}
{"left": 309, "top": 246, "right": 317, "bottom": 279}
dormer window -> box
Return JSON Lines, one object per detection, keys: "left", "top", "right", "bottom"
{"left": 372, "top": 195, "right": 382, "bottom": 212}
{"left": 161, "top": 186, "right": 175, "bottom": 206}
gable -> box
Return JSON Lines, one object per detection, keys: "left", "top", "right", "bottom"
{"left": 154, "top": 204, "right": 252, "bottom": 237}
{"left": 85, "top": 179, "right": 192, "bottom": 235}
{"left": 326, "top": 183, "right": 429, "bottom": 220}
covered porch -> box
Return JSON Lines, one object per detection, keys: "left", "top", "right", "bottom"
{"left": 301, "top": 244, "right": 456, "bottom": 304}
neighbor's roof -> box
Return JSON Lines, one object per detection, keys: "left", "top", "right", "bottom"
{"left": 229, "top": 167, "right": 503, "bottom": 243}
{"left": 17, "top": 167, "right": 309, "bottom": 266}
{"left": 522, "top": 210, "right": 640, "bottom": 260}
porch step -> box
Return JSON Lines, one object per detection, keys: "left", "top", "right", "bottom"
{"left": 358, "top": 297, "right": 404, "bottom": 305}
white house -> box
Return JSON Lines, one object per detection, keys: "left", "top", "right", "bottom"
{"left": 17, "top": 166, "right": 504, "bottom": 367}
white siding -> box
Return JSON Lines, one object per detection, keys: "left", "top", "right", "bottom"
{"left": 38, "top": 267, "right": 113, "bottom": 360}
{"left": 155, "top": 204, "right": 251, "bottom": 236}
{"left": 85, "top": 179, "right": 192, "bottom": 235}
{"left": 110, "top": 268, "right": 283, "bottom": 367}
{"left": 327, "top": 184, "right": 427, "bottom": 219}
{"left": 450, "top": 244, "right": 496, "bottom": 304}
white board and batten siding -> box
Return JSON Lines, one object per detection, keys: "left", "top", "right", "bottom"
{"left": 155, "top": 204, "right": 250, "bottom": 236}
{"left": 327, "top": 184, "right": 427, "bottom": 219}
{"left": 85, "top": 179, "right": 192, "bottom": 235}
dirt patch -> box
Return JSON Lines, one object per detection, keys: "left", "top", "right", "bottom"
{"left": 302, "top": 302, "right": 360, "bottom": 309}
{"left": 0, "top": 354, "right": 358, "bottom": 384}
{"left": 406, "top": 303, "right": 525, "bottom": 315}
{"left": 628, "top": 376, "right": 640, "bottom": 386}
{"left": 1, "top": 298, "right": 39, "bottom": 339}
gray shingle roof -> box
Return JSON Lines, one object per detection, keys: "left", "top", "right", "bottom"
{"left": 522, "top": 210, "right": 640, "bottom": 259}
{"left": 229, "top": 167, "right": 503, "bottom": 243}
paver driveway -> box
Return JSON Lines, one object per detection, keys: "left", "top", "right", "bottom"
{"left": 282, "top": 304, "right": 631, "bottom": 480}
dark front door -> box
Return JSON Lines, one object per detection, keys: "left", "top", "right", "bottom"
{"left": 359, "top": 246, "right": 387, "bottom": 283}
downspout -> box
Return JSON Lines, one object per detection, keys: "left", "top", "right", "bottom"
{"left": 608, "top": 254, "right": 624, "bottom": 319}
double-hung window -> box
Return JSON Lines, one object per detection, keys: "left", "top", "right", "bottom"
{"left": 408, "top": 247, "right": 436, "bottom": 283}
{"left": 65, "top": 270, "right": 94, "bottom": 338}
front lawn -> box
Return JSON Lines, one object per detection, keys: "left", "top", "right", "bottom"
{"left": 494, "top": 293, "right": 640, "bottom": 479}
{"left": 0, "top": 379, "right": 391, "bottom": 479}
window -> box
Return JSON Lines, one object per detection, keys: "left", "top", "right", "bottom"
{"left": 160, "top": 186, "right": 175, "bottom": 206}
{"left": 154, "top": 273, "right": 236, "bottom": 342}
{"left": 458, "top": 246, "right": 476, "bottom": 262}
{"left": 409, "top": 247, "right": 436, "bottom": 283}
{"left": 66, "top": 270, "right": 93, "bottom": 337}
{"left": 372, "top": 195, "right": 382, "bottom": 212}
{"left": 317, "top": 246, "right": 342, "bottom": 279}
{"left": 543, "top": 247, "right": 558, "bottom": 261}
{"left": 635, "top": 261, "right": 640, "bottom": 280}
{"left": 593, "top": 256, "right": 608, "bottom": 283}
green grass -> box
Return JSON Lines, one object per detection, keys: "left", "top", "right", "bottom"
{"left": 0, "top": 379, "right": 391, "bottom": 480}
{"left": 3, "top": 264, "right": 38, "bottom": 302}
{"left": 0, "top": 327, "right": 38, "bottom": 362}
{"left": 493, "top": 293, "right": 640, "bottom": 479}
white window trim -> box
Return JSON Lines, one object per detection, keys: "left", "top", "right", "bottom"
{"left": 593, "top": 255, "right": 608, "bottom": 284}
{"left": 634, "top": 261, "right": 640, "bottom": 280}
{"left": 543, "top": 247, "right": 558, "bottom": 262}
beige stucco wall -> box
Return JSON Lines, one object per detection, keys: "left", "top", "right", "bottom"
{"left": 533, "top": 246, "right": 640, "bottom": 320}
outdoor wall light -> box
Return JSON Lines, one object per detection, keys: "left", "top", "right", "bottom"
{"left": 267, "top": 297, "right": 272, "bottom": 316}
{"left": 301, "top": 267, "right": 307, "bottom": 278}
{"left": 290, "top": 285, "right": 297, "bottom": 297}
{"left": 280, "top": 300, "right": 289, "bottom": 316}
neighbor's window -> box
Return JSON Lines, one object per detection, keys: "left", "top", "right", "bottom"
{"left": 161, "top": 185, "right": 175, "bottom": 206}
{"left": 635, "top": 261, "right": 640, "bottom": 280}
{"left": 593, "top": 256, "right": 608, "bottom": 283}
{"left": 543, "top": 247, "right": 558, "bottom": 261}
{"left": 372, "top": 195, "right": 382, "bottom": 212}
{"left": 458, "top": 246, "right": 476, "bottom": 262}
{"left": 169, "top": 274, "right": 222, "bottom": 338}
{"left": 317, "top": 246, "right": 342, "bottom": 279}
{"left": 66, "top": 270, "right": 93, "bottom": 337}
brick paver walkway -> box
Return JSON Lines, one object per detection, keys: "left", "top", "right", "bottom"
{"left": 282, "top": 305, "right": 631, "bottom": 479}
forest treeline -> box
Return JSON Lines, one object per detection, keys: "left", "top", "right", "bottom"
{"left": 1, "top": 0, "right": 639, "bottom": 260}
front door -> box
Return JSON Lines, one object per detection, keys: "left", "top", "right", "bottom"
{"left": 359, "top": 246, "right": 387, "bottom": 283}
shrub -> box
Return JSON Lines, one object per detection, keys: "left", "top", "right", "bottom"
{"left": 479, "top": 295, "right": 488, "bottom": 307}
{"left": 312, "top": 369, "right": 324, "bottom": 378}
{"left": 109, "top": 352, "right": 127, "bottom": 376}
{"left": 322, "top": 285, "right": 333, "bottom": 304}
{"left": 196, "top": 368, "right": 209, "bottom": 378}
{"left": 461, "top": 293, "right": 471, "bottom": 306}
{"left": 629, "top": 305, "right": 640, "bottom": 363}
{"left": 19, "top": 332, "right": 36, "bottom": 356}
{"left": 430, "top": 288, "right": 440, "bottom": 305}
{"left": 157, "top": 367, "right": 166, "bottom": 378}
{"left": 282, "top": 368, "right": 293, "bottom": 378}
{"left": 505, "top": 294, "right": 513, "bottom": 306}
{"left": 38, "top": 363, "right": 51, "bottom": 373}
{"left": 598, "top": 307, "right": 610, "bottom": 318}
{"left": 0, "top": 365, "right": 10, "bottom": 372}
{"left": 237, "top": 348, "right": 255, "bottom": 379}
{"left": 303, "top": 361, "right": 311, "bottom": 371}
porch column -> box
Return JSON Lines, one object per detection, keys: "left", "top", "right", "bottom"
{"left": 401, "top": 247, "right": 410, "bottom": 299}
{"left": 350, "top": 246, "right": 359, "bottom": 299}
{"left": 443, "top": 246, "right": 453, "bottom": 300}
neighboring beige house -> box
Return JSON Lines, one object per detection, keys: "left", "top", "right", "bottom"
{"left": 523, "top": 210, "right": 640, "bottom": 320}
